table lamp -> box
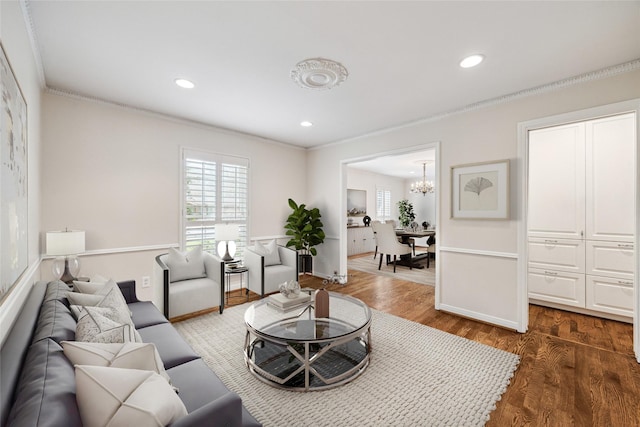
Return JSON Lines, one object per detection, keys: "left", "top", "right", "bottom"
{"left": 216, "top": 224, "right": 239, "bottom": 261}
{"left": 46, "top": 229, "right": 85, "bottom": 284}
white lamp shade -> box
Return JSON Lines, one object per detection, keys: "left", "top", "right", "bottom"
{"left": 216, "top": 224, "right": 239, "bottom": 241}
{"left": 46, "top": 230, "right": 85, "bottom": 256}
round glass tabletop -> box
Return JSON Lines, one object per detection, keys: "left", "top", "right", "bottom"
{"left": 244, "top": 292, "right": 371, "bottom": 342}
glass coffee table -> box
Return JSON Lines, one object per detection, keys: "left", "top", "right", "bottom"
{"left": 244, "top": 292, "right": 372, "bottom": 391}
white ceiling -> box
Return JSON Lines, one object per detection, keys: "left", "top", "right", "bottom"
{"left": 349, "top": 149, "right": 436, "bottom": 180}
{"left": 26, "top": 1, "right": 640, "bottom": 151}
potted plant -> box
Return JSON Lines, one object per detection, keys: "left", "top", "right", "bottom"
{"left": 397, "top": 199, "right": 416, "bottom": 228}
{"left": 284, "top": 198, "right": 326, "bottom": 274}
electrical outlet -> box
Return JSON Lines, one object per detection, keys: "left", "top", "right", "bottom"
{"left": 142, "top": 276, "right": 151, "bottom": 288}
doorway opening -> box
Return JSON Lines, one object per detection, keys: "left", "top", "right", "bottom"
{"left": 340, "top": 143, "right": 440, "bottom": 292}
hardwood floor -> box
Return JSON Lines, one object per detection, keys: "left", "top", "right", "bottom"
{"left": 227, "top": 263, "right": 640, "bottom": 426}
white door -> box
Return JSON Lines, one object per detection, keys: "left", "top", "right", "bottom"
{"left": 585, "top": 113, "right": 636, "bottom": 242}
{"left": 528, "top": 123, "right": 586, "bottom": 240}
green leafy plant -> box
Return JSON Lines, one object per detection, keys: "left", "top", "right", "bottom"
{"left": 284, "top": 198, "right": 326, "bottom": 256}
{"left": 397, "top": 199, "right": 416, "bottom": 228}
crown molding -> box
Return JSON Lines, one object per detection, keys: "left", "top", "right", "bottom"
{"left": 20, "top": 0, "right": 46, "bottom": 88}
{"left": 312, "top": 58, "right": 640, "bottom": 151}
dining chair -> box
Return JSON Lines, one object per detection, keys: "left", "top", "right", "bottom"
{"left": 388, "top": 219, "right": 415, "bottom": 255}
{"left": 376, "top": 222, "right": 413, "bottom": 272}
{"left": 426, "top": 234, "right": 436, "bottom": 268}
{"left": 371, "top": 221, "right": 382, "bottom": 259}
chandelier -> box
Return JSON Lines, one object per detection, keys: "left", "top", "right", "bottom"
{"left": 410, "top": 162, "right": 435, "bottom": 195}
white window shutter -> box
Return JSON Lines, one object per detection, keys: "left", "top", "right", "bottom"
{"left": 182, "top": 150, "right": 249, "bottom": 259}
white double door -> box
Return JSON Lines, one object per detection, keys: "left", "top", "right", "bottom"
{"left": 527, "top": 112, "right": 636, "bottom": 318}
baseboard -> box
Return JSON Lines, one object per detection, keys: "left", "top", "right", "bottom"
{"left": 169, "top": 306, "right": 219, "bottom": 323}
{"left": 439, "top": 303, "right": 520, "bottom": 331}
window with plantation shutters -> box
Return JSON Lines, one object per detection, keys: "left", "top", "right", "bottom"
{"left": 182, "top": 149, "right": 249, "bottom": 259}
{"left": 376, "top": 188, "right": 391, "bottom": 221}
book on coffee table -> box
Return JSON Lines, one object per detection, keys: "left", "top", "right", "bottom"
{"left": 267, "top": 292, "right": 311, "bottom": 311}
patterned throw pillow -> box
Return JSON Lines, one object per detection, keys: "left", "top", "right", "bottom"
{"left": 62, "top": 341, "right": 171, "bottom": 384}
{"left": 75, "top": 306, "right": 138, "bottom": 343}
{"left": 75, "top": 365, "right": 187, "bottom": 427}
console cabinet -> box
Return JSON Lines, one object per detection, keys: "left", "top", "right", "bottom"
{"left": 347, "top": 226, "right": 375, "bottom": 256}
{"left": 527, "top": 112, "right": 636, "bottom": 320}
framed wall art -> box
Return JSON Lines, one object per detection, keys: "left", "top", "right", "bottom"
{"left": 451, "top": 159, "right": 509, "bottom": 219}
{"left": 347, "top": 189, "right": 366, "bottom": 216}
{"left": 1, "top": 42, "right": 28, "bottom": 303}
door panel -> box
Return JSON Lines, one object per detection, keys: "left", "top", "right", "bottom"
{"left": 585, "top": 113, "right": 636, "bottom": 242}
{"left": 528, "top": 124, "right": 585, "bottom": 239}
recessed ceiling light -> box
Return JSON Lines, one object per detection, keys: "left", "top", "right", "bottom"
{"left": 300, "top": 121, "right": 313, "bottom": 127}
{"left": 460, "top": 54, "right": 484, "bottom": 68}
{"left": 175, "top": 78, "right": 195, "bottom": 89}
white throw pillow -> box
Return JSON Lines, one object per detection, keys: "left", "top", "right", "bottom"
{"left": 62, "top": 341, "right": 171, "bottom": 384}
{"left": 75, "top": 365, "right": 187, "bottom": 427}
{"left": 90, "top": 274, "right": 109, "bottom": 283}
{"left": 166, "top": 246, "right": 207, "bottom": 282}
{"left": 76, "top": 306, "right": 139, "bottom": 343}
{"left": 254, "top": 240, "right": 281, "bottom": 266}
{"left": 67, "top": 279, "right": 132, "bottom": 320}
{"left": 72, "top": 274, "right": 109, "bottom": 291}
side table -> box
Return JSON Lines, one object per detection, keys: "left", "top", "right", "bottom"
{"left": 225, "top": 266, "right": 249, "bottom": 304}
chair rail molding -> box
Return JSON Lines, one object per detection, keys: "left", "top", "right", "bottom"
{"left": 438, "top": 246, "right": 518, "bottom": 259}
{"left": 41, "top": 243, "right": 179, "bottom": 259}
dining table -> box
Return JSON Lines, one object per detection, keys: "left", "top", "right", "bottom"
{"left": 393, "top": 229, "right": 436, "bottom": 269}
{"left": 395, "top": 228, "right": 435, "bottom": 243}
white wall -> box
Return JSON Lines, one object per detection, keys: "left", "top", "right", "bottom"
{"left": 309, "top": 69, "right": 640, "bottom": 330}
{"left": 406, "top": 186, "right": 436, "bottom": 228}
{"left": 0, "top": 0, "right": 43, "bottom": 344}
{"left": 346, "top": 167, "right": 404, "bottom": 222}
{"left": 40, "top": 92, "right": 307, "bottom": 300}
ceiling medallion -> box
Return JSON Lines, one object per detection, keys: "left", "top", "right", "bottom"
{"left": 291, "top": 58, "right": 348, "bottom": 90}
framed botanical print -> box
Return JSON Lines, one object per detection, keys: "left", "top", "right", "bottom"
{"left": 451, "top": 159, "right": 509, "bottom": 219}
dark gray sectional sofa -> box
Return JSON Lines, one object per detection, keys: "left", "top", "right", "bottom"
{"left": 0, "top": 280, "right": 261, "bottom": 427}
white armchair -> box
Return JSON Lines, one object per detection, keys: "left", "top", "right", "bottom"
{"left": 245, "top": 242, "right": 298, "bottom": 298}
{"left": 153, "top": 247, "right": 225, "bottom": 319}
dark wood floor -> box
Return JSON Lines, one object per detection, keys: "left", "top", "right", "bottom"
{"left": 228, "top": 262, "right": 640, "bottom": 426}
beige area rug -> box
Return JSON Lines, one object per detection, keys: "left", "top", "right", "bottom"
{"left": 348, "top": 250, "right": 435, "bottom": 285}
{"left": 174, "top": 303, "right": 519, "bottom": 426}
